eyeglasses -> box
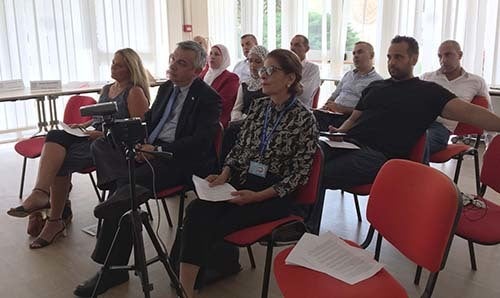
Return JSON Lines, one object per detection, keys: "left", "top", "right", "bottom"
{"left": 258, "top": 65, "right": 284, "bottom": 77}
{"left": 462, "top": 193, "right": 487, "bottom": 209}
{"left": 169, "top": 54, "right": 191, "bottom": 68}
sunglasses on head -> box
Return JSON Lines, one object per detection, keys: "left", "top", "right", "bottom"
{"left": 258, "top": 65, "right": 284, "bottom": 77}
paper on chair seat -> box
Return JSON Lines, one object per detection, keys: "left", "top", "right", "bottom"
{"left": 319, "top": 136, "right": 360, "bottom": 150}
{"left": 192, "top": 175, "right": 237, "bottom": 202}
{"left": 285, "top": 232, "right": 383, "bottom": 285}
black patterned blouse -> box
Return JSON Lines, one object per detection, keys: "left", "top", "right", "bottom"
{"left": 225, "top": 96, "right": 319, "bottom": 197}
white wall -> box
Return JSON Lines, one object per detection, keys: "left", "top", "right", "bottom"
{"left": 167, "top": 0, "right": 209, "bottom": 54}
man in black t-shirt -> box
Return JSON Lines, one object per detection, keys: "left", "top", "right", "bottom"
{"left": 321, "top": 35, "right": 500, "bottom": 190}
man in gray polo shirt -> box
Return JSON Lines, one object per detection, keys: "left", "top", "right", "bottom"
{"left": 314, "top": 41, "right": 382, "bottom": 131}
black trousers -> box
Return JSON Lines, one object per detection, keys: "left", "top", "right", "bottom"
{"left": 90, "top": 138, "right": 186, "bottom": 265}
{"left": 313, "top": 110, "right": 349, "bottom": 131}
{"left": 320, "top": 141, "right": 387, "bottom": 189}
{"left": 180, "top": 198, "right": 291, "bottom": 267}
{"left": 179, "top": 174, "right": 292, "bottom": 267}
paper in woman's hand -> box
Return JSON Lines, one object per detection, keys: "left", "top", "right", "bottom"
{"left": 192, "top": 175, "right": 237, "bottom": 202}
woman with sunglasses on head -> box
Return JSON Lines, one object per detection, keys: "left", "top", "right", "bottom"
{"left": 7, "top": 48, "right": 150, "bottom": 249}
{"left": 199, "top": 44, "right": 239, "bottom": 128}
{"left": 178, "top": 49, "right": 318, "bottom": 297}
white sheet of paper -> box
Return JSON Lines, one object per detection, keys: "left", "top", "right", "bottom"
{"left": 59, "top": 122, "right": 88, "bottom": 137}
{"left": 319, "top": 136, "right": 360, "bottom": 150}
{"left": 285, "top": 232, "right": 383, "bottom": 285}
{"left": 192, "top": 175, "right": 237, "bottom": 202}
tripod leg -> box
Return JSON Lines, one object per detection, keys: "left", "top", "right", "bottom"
{"left": 130, "top": 211, "right": 153, "bottom": 298}
{"left": 141, "top": 212, "right": 185, "bottom": 297}
{"left": 91, "top": 215, "right": 128, "bottom": 298}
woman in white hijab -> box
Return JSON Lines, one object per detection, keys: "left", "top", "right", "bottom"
{"left": 221, "top": 45, "right": 269, "bottom": 160}
{"left": 230, "top": 45, "right": 268, "bottom": 121}
{"left": 199, "top": 44, "right": 239, "bottom": 127}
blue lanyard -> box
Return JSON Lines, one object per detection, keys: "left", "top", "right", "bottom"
{"left": 259, "top": 97, "right": 296, "bottom": 156}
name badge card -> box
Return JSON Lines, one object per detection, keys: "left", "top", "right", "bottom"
{"left": 249, "top": 160, "right": 268, "bottom": 178}
{"left": 0, "top": 79, "right": 24, "bottom": 91}
{"left": 30, "top": 80, "right": 62, "bottom": 91}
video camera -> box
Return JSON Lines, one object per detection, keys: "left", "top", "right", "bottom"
{"left": 80, "top": 102, "right": 147, "bottom": 147}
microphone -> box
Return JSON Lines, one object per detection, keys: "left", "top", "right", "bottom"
{"left": 136, "top": 148, "right": 173, "bottom": 160}
{"left": 80, "top": 102, "right": 118, "bottom": 117}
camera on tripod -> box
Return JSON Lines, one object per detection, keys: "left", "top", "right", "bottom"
{"left": 80, "top": 102, "right": 147, "bottom": 147}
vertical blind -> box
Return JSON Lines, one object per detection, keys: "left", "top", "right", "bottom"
{"left": 0, "top": 0, "right": 168, "bottom": 139}
{"left": 208, "top": 0, "right": 500, "bottom": 85}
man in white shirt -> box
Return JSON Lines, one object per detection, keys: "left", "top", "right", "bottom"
{"left": 233, "top": 34, "right": 258, "bottom": 82}
{"left": 421, "top": 40, "right": 491, "bottom": 157}
{"left": 290, "top": 34, "right": 321, "bottom": 108}
{"left": 314, "top": 41, "right": 383, "bottom": 130}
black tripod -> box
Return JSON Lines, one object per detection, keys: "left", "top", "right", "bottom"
{"left": 91, "top": 142, "right": 185, "bottom": 298}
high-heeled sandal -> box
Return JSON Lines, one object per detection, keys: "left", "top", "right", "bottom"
{"left": 26, "top": 200, "right": 72, "bottom": 237}
{"left": 29, "top": 217, "right": 66, "bottom": 249}
{"left": 7, "top": 188, "right": 51, "bottom": 218}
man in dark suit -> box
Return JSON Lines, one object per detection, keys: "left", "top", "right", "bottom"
{"left": 74, "top": 40, "right": 221, "bottom": 297}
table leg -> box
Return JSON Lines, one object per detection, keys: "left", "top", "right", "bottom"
{"left": 48, "top": 95, "right": 60, "bottom": 129}
{"left": 35, "top": 97, "right": 48, "bottom": 133}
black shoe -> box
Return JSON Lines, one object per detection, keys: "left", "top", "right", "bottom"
{"left": 93, "top": 184, "right": 151, "bottom": 219}
{"left": 73, "top": 270, "right": 129, "bottom": 297}
{"left": 62, "top": 200, "right": 73, "bottom": 226}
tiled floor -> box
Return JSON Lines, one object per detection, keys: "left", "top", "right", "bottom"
{"left": 0, "top": 141, "right": 499, "bottom": 298}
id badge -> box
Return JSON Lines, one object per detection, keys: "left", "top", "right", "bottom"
{"left": 249, "top": 160, "right": 268, "bottom": 178}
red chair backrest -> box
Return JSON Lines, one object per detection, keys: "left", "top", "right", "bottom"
{"left": 453, "top": 95, "right": 489, "bottom": 136}
{"left": 294, "top": 146, "right": 324, "bottom": 206}
{"left": 408, "top": 133, "right": 426, "bottom": 163}
{"left": 311, "top": 87, "right": 320, "bottom": 109}
{"left": 481, "top": 135, "right": 500, "bottom": 194}
{"left": 367, "top": 159, "right": 460, "bottom": 272}
{"left": 214, "top": 122, "right": 224, "bottom": 163}
{"left": 63, "top": 95, "right": 97, "bottom": 124}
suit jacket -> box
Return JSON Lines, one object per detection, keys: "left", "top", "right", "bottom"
{"left": 146, "top": 77, "right": 221, "bottom": 176}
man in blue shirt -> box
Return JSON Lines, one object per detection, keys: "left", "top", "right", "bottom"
{"left": 314, "top": 41, "right": 382, "bottom": 130}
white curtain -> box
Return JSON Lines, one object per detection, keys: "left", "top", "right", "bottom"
{"left": 240, "top": 0, "right": 264, "bottom": 48}
{"left": 329, "top": 0, "right": 348, "bottom": 75}
{"left": 375, "top": 0, "right": 500, "bottom": 83}
{"left": 0, "top": 0, "right": 168, "bottom": 138}
{"left": 281, "top": 0, "right": 309, "bottom": 50}
{"left": 207, "top": 0, "right": 238, "bottom": 68}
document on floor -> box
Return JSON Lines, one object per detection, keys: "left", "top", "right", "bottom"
{"left": 319, "top": 136, "right": 360, "bottom": 150}
{"left": 285, "top": 232, "right": 384, "bottom": 285}
{"left": 192, "top": 175, "right": 237, "bottom": 202}
{"left": 60, "top": 122, "right": 88, "bottom": 137}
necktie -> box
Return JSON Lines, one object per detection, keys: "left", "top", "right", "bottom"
{"left": 147, "top": 86, "right": 180, "bottom": 144}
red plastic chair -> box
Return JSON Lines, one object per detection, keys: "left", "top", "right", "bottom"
{"left": 223, "top": 146, "right": 324, "bottom": 298}
{"left": 15, "top": 95, "right": 96, "bottom": 199}
{"left": 153, "top": 122, "right": 224, "bottom": 228}
{"left": 341, "top": 132, "right": 427, "bottom": 222}
{"left": 274, "top": 159, "right": 461, "bottom": 298}
{"left": 311, "top": 87, "right": 320, "bottom": 109}
{"left": 429, "top": 95, "right": 489, "bottom": 195}
{"left": 455, "top": 135, "right": 500, "bottom": 270}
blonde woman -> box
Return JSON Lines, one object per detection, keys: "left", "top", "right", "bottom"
{"left": 7, "top": 48, "right": 150, "bottom": 249}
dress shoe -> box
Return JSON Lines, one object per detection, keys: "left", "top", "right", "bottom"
{"left": 93, "top": 184, "right": 151, "bottom": 219}
{"left": 73, "top": 270, "right": 129, "bottom": 297}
